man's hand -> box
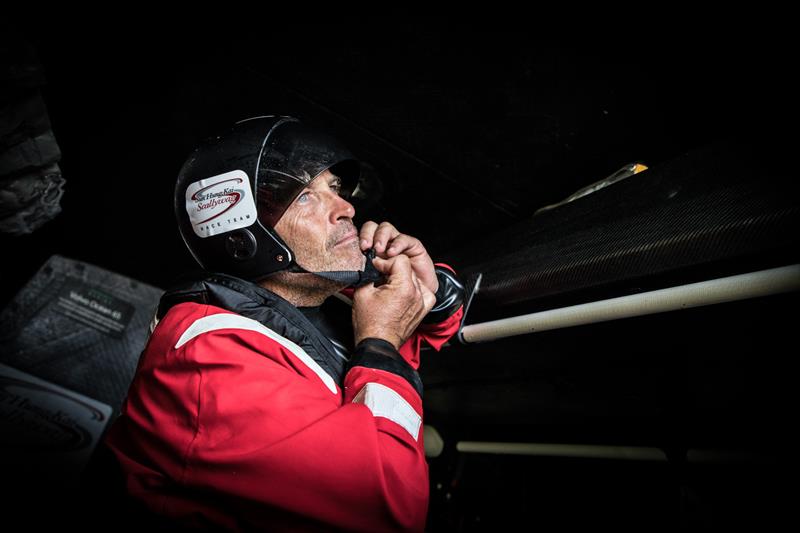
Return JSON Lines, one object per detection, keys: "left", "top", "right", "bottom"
{"left": 358, "top": 221, "right": 439, "bottom": 294}
{"left": 352, "top": 254, "right": 437, "bottom": 350}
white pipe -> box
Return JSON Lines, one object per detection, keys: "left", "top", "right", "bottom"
{"left": 455, "top": 442, "right": 775, "bottom": 464}
{"left": 456, "top": 441, "right": 667, "bottom": 461}
{"left": 460, "top": 264, "right": 800, "bottom": 344}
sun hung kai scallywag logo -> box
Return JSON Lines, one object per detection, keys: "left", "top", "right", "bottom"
{"left": 186, "top": 170, "right": 258, "bottom": 238}
{"left": 192, "top": 178, "right": 245, "bottom": 223}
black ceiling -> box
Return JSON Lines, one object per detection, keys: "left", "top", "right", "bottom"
{"left": 5, "top": 23, "right": 790, "bottom": 295}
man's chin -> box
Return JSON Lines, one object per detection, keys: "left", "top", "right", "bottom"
{"left": 351, "top": 250, "right": 368, "bottom": 271}
{"left": 335, "top": 258, "right": 366, "bottom": 272}
{"left": 330, "top": 245, "right": 366, "bottom": 272}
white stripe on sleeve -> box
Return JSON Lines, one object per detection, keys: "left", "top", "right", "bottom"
{"left": 353, "top": 382, "right": 422, "bottom": 440}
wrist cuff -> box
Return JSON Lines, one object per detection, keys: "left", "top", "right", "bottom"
{"left": 347, "top": 338, "right": 423, "bottom": 397}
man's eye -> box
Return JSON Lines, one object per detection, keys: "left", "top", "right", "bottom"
{"left": 296, "top": 192, "right": 310, "bottom": 203}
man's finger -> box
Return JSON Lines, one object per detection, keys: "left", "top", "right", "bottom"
{"left": 409, "top": 269, "right": 420, "bottom": 291}
{"left": 373, "top": 222, "right": 400, "bottom": 254}
{"left": 359, "top": 220, "right": 379, "bottom": 251}
{"left": 385, "top": 234, "right": 424, "bottom": 257}
{"left": 372, "top": 254, "right": 412, "bottom": 278}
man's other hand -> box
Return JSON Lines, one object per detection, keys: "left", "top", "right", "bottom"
{"left": 358, "top": 221, "right": 439, "bottom": 294}
{"left": 352, "top": 254, "right": 436, "bottom": 350}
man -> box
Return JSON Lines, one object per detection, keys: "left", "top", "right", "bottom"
{"left": 103, "top": 116, "right": 465, "bottom": 531}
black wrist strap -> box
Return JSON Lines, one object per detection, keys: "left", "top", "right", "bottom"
{"left": 346, "top": 338, "right": 423, "bottom": 398}
{"left": 422, "top": 266, "right": 466, "bottom": 324}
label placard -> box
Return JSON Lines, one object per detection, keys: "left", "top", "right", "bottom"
{"left": 185, "top": 169, "right": 257, "bottom": 238}
{"left": 55, "top": 278, "right": 135, "bottom": 338}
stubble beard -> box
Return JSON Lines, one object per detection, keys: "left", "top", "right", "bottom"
{"left": 260, "top": 229, "right": 365, "bottom": 306}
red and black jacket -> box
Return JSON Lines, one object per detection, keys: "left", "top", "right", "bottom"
{"left": 104, "top": 265, "right": 463, "bottom": 532}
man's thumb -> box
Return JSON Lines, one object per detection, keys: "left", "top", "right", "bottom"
{"left": 420, "top": 284, "right": 437, "bottom": 311}
{"left": 370, "top": 256, "right": 389, "bottom": 272}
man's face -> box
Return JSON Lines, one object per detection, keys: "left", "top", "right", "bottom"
{"left": 273, "top": 169, "right": 365, "bottom": 273}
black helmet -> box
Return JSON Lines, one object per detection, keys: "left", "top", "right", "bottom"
{"left": 175, "top": 115, "right": 361, "bottom": 281}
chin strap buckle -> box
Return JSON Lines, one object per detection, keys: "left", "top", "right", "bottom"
{"left": 352, "top": 248, "right": 385, "bottom": 288}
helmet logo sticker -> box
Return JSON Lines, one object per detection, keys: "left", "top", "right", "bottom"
{"left": 185, "top": 170, "right": 257, "bottom": 238}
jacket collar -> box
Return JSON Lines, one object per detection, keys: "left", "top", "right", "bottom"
{"left": 158, "top": 271, "right": 347, "bottom": 383}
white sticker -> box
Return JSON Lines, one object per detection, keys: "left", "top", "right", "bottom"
{"left": 0, "top": 363, "right": 113, "bottom": 481}
{"left": 185, "top": 170, "right": 258, "bottom": 238}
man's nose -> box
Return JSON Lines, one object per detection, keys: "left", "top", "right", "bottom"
{"left": 329, "top": 192, "right": 355, "bottom": 223}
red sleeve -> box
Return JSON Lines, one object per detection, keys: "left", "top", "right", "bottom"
{"left": 397, "top": 305, "right": 462, "bottom": 370}
{"left": 339, "top": 261, "right": 464, "bottom": 371}
{"left": 105, "top": 304, "right": 429, "bottom": 532}
{"left": 398, "top": 262, "right": 464, "bottom": 370}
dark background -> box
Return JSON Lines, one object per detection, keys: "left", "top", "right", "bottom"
{"left": 7, "top": 23, "right": 794, "bottom": 298}
{"left": 2, "top": 19, "right": 796, "bottom": 531}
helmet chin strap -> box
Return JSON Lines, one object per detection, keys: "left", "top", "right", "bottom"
{"left": 286, "top": 248, "right": 385, "bottom": 289}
